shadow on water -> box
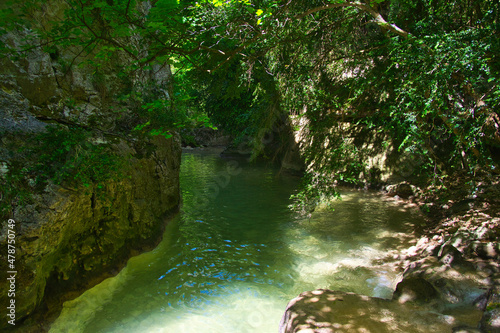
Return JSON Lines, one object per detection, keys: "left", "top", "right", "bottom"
{"left": 49, "top": 150, "right": 425, "bottom": 333}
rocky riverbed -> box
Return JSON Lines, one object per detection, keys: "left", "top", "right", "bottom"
{"left": 280, "top": 178, "right": 500, "bottom": 332}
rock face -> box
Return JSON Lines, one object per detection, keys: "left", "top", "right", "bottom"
{"left": 289, "top": 116, "right": 416, "bottom": 186}
{"left": 0, "top": 3, "right": 181, "bottom": 329}
{"left": 279, "top": 289, "right": 477, "bottom": 333}
{"left": 0, "top": 136, "right": 180, "bottom": 328}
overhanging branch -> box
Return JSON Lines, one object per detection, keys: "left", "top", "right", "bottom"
{"left": 295, "top": 1, "right": 410, "bottom": 39}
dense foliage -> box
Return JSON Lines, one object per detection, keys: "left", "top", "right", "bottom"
{"left": 0, "top": 0, "right": 198, "bottom": 216}
{"left": 181, "top": 0, "right": 500, "bottom": 213}
{"left": 1, "top": 0, "right": 499, "bottom": 216}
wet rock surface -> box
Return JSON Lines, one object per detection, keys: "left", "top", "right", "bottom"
{"left": 479, "top": 286, "right": 500, "bottom": 332}
{"left": 392, "top": 276, "right": 439, "bottom": 304}
{"left": 0, "top": 136, "right": 181, "bottom": 330}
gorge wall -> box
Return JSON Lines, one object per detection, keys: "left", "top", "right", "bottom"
{"left": 289, "top": 115, "right": 413, "bottom": 187}
{"left": 0, "top": 136, "right": 181, "bottom": 329}
{"left": 0, "top": 4, "right": 181, "bottom": 329}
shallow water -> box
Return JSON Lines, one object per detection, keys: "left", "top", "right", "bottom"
{"left": 50, "top": 150, "right": 426, "bottom": 333}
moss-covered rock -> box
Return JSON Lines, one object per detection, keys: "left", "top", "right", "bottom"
{"left": 0, "top": 135, "right": 180, "bottom": 329}
{"left": 0, "top": 2, "right": 181, "bottom": 329}
{"left": 480, "top": 286, "right": 500, "bottom": 332}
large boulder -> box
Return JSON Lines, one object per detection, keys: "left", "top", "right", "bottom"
{"left": 279, "top": 289, "right": 474, "bottom": 333}
{"left": 386, "top": 182, "right": 415, "bottom": 199}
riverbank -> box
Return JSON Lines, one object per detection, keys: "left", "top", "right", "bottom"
{"left": 46, "top": 149, "right": 435, "bottom": 332}
{"left": 389, "top": 176, "right": 500, "bottom": 331}
{"left": 279, "top": 173, "right": 499, "bottom": 332}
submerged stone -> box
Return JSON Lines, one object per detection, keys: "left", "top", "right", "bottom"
{"left": 393, "top": 276, "right": 439, "bottom": 304}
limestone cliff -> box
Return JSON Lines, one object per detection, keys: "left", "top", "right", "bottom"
{"left": 0, "top": 136, "right": 180, "bottom": 329}
{"left": 0, "top": 3, "right": 181, "bottom": 329}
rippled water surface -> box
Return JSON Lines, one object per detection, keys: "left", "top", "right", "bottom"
{"left": 50, "top": 149, "right": 425, "bottom": 333}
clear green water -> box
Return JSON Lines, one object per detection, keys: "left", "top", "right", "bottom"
{"left": 50, "top": 150, "right": 425, "bottom": 333}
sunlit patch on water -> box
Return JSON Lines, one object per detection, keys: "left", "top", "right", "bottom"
{"left": 97, "top": 287, "right": 286, "bottom": 333}
{"left": 53, "top": 285, "right": 287, "bottom": 333}
{"left": 50, "top": 150, "right": 424, "bottom": 332}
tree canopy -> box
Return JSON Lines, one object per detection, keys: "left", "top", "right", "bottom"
{"left": 1, "top": 0, "right": 499, "bottom": 214}
{"left": 182, "top": 0, "right": 500, "bottom": 210}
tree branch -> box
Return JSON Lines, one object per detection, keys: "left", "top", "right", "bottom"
{"left": 73, "top": 0, "right": 139, "bottom": 60}
{"left": 295, "top": 1, "right": 410, "bottom": 39}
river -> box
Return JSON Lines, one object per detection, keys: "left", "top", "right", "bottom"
{"left": 49, "top": 149, "right": 425, "bottom": 333}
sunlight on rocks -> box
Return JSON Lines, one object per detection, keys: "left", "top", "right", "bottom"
{"left": 49, "top": 177, "right": 428, "bottom": 332}
{"left": 280, "top": 290, "right": 473, "bottom": 333}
